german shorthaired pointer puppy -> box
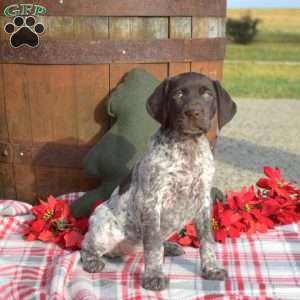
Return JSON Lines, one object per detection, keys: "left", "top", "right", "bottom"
{"left": 81, "top": 72, "right": 237, "bottom": 290}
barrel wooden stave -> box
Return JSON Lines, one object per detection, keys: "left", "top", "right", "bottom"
{"left": 0, "top": 4, "right": 226, "bottom": 202}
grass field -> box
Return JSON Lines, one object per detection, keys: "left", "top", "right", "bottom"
{"left": 223, "top": 9, "right": 300, "bottom": 98}
{"left": 223, "top": 62, "right": 300, "bottom": 99}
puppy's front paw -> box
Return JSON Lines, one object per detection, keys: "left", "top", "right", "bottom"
{"left": 202, "top": 267, "right": 228, "bottom": 280}
{"left": 81, "top": 250, "right": 105, "bottom": 273}
{"left": 142, "top": 272, "right": 169, "bottom": 290}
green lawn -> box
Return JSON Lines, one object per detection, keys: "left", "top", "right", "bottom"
{"left": 226, "top": 42, "right": 300, "bottom": 62}
{"left": 223, "top": 9, "right": 300, "bottom": 98}
{"left": 224, "top": 62, "right": 300, "bottom": 99}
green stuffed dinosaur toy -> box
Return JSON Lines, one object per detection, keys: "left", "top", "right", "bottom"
{"left": 71, "top": 69, "right": 160, "bottom": 217}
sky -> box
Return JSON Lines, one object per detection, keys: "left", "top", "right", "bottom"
{"left": 228, "top": 0, "right": 300, "bottom": 8}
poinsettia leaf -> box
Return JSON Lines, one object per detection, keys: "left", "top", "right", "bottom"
{"left": 255, "top": 223, "right": 268, "bottom": 233}
{"left": 227, "top": 196, "right": 236, "bottom": 210}
{"left": 228, "top": 226, "right": 241, "bottom": 238}
{"left": 231, "top": 212, "right": 242, "bottom": 223}
{"left": 192, "top": 238, "right": 200, "bottom": 248}
{"left": 276, "top": 188, "right": 290, "bottom": 199}
{"left": 24, "top": 232, "right": 38, "bottom": 241}
{"left": 32, "top": 219, "right": 46, "bottom": 233}
{"left": 51, "top": 231, "right": 64, "bottom": 243}
{"left": 47, "top": 195, "right": 58, "bottom": 208}
{"left": 64, "top": 230, "right": 84, "bottom": 248}
{"left": 214, "top": 229, "right": 227, "bottom": 243}
{"left": 168, "top": 233, "right": 180, "bottom": 242}
{"left": 264, "top": 166, "right": 275, "bottom": 178}
{"left": 178, "top": 236, "right": 192, "bottom": 246}
{"left": 213, "top": 201, "right": 225, "bottom": 218}
{"left": 32, "top": 204, "right": 46, "bottom": 216}
{"left": 265, "top": 217, "right": 275, "bottom": 228}
{"left": 39, "top": 230, "right": 54, "bottom": 242}
{"left": 55, "top": 201, "right": 70, "bottom": 219}
{"left": 73, "top": 218, "right": 89, "bottom": 232}
{"left": 39, "top": 199, "right": 48, "bottom": 206}
{"left": 256, "top": 178, "right": 269, "bottom": 189}
{"left": 221, "top": 210, "right": 241, "bottom": 226}
{"left": 234, "top": 221, "right": 245, "bottom": 231}
{"left": 185, "top": 224, "right": 197, "bottom": 238}
{"left": 274, "top": 167, "right": 282, "bottom": 178}
{"left": 246, "top": 221, "right": 256, "bottom": 234}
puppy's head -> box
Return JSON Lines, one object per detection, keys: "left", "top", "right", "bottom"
{"left": 146, "top": 72, "right": 236, "bottom": 135}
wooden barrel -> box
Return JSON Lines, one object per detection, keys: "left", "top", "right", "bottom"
{"left": 0, "top": 0, "right": 226, "bottom": 203}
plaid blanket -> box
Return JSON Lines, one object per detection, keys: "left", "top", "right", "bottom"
{"left": 0, "top": 193, "right": 299, "bottom": 300}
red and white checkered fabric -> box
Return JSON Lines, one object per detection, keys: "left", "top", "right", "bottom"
{"left": 0, "top": 193, "right": 299, "bottom": 300}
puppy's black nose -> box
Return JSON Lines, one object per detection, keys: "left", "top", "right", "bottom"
{"left": 184, "top": 109, "right": 202, "bottom": 119}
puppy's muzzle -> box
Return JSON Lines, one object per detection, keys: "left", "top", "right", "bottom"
{"left": 182, "top": 104, "right": 209, "bottom": 134}
{"left": 184, "top": 108, "right": 203, "bottom": 120}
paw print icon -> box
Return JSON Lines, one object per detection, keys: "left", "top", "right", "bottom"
{"left": 4, "top": 16, "right": 45, "bottom": 48}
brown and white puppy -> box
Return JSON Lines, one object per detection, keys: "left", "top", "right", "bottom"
{"left": 81, "top": 72, "right": 237, "bottom": 291}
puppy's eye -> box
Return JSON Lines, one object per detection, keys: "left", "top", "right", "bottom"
{"left": 199, "top": 87, "right": 208, "bottom": 95}
{"left": 174, "top": 89, "right": 184, "bottom": 98}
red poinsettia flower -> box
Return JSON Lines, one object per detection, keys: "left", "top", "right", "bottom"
{"left": 64, "top": 230, "right": 85, "bottom": 248}
{"left": 212, "top": 201, "right": 243, "bottom": 242}
{"left": 185, "top": 223, "right": 197, "bottom": 238}
{"left": 168, "top": 232, "right": 181, "bottom": 243}
{"left": 178, "top": 235, "right": 193, "bottom": 246}
{"left": 71, "top": 217, "right": 89, "bottom": 232}
{"left": 256, "top": 166, "right": 296, "bottom": 199}
{"left": 227, "top": 186, "right": 261, "bottom": 211}
{"left": 23, "top": 195, "right": 99, "bottom": 250}
{"left": 167, "top": 223, "right": 200, "bottom": 247}
{"left": 23, "top": 219, "right": 47, "bottom": 241}
{"left": 32, "top": 195, "right": 65, "bottom": 220}
{"left": 226, "top": 186, "right": 274, "bottom": 234}
{"left": 261, "top": 197, "right": 300, "bottom": 225}
{"left": 23, "top": 166, "right": 300, "bottom": 251}
{"left": 191, "top": 238, "right": 200, "bottom": 248}
{"left": 184, "top": 223, "right": 201, "bottom": 247}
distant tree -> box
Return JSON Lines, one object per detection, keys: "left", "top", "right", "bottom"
{"left": 226, "top": 13, "right": 260, "bottom": 44}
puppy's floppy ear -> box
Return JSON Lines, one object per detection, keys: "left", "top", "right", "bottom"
{"left": 213, "top": 80, "right": 237, "bottom": 130}
{"left": 146, "top": 78, "right": 169, "bottom": 128}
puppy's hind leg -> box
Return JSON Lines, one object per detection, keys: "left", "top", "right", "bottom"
{"left": 80, "top": 205, "right": 125, "bottom": 273}
{"left": 80, "top": 229, "right": 109, "bottom": 273}
{"left": 81, "top": 246, "right": 105, "bottom": 273}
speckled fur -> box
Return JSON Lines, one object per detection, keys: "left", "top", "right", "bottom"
{"left": 81, "top": 73, "right": 232, "bottom": 290}
{"left": 81, "top": 129, "right": 227, "bottom": 287}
